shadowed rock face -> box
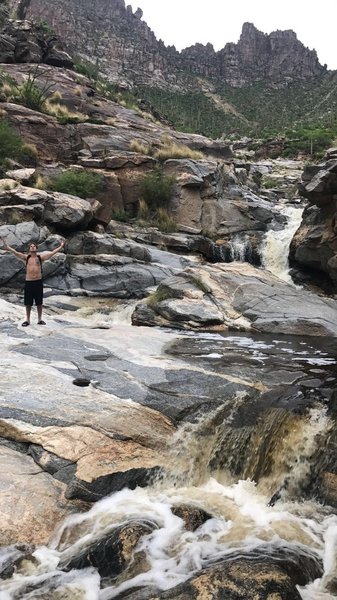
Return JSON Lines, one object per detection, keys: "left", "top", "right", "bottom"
{"left": 290, "top": 153, "right": 337, "bottom": 292}
{"left": 0, "top": 18, "right": 73, "bottom": 67}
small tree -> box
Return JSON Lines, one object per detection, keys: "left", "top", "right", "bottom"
{"left": 140, "top": 168, "right": 175, "bottom": 210}
{"left": 49, "top": 169, "right": 105, "bottom": 198}
{"left": 0, "top": 119, "right": 38, "bottom": 174}
{"left": 0, "top": 119, "right": 23, "bottom": 163}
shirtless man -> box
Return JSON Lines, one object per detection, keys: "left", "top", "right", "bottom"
{"left": 1, "top": 238, "right": 65, "bottom": 326}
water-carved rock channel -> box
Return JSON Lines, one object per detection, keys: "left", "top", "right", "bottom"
{"left": 0, "top": 295, "right": 336, "bottom": 600}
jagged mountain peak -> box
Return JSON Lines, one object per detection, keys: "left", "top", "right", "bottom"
{"left": 6, "top": 0, "right": 326, "bottom": 90}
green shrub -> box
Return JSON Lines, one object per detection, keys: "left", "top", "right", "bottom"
{"left": 13, "top": 67, "right": 54, "bottom": 112}
{"left": 263, "top": 176, "right": 278, "bottom": 189}
{"left": 0, "top": 119, "right": 24, "bottom": 163}
{"left": 18, "top": 143, "right": 38, "bottom": 166}
{"left": 0, "top": 119, "right": 37, "bottom": 173}
{"left": 49, "top": 169, "right": 105, "bottom": 198}
{"left": 140, "top": 169, "right": 175, "bottom": 210}
{"left": 73, "top": 57, "right": 99, "bottom": 81}
{"left": 147, "top": 286, "right": 173, "bottom": 309}
{"left": 37, "top": 19, "right": 54, "bottom": 35}
{"left": 111, "top": 209, "right": 130, "bottom": 222}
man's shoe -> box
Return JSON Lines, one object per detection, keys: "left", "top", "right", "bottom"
{"left": 37, "top": 320, "right": 46, "bottom": 325}
{"left": 22, "top": 321, "right": 30, "bottom": 327}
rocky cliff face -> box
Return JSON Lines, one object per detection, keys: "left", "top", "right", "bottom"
{"left": 8, "top": 0, "right": 325, "bottom": 89}
{"left": 182, "top": 23, "right": 324, "bottom": 87}
{"left": 290, "top": 149, "right": 337, "bottom": 291}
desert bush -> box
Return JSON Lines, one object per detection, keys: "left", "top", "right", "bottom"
{"left": 48, "top": 90, "right": 63, "bottom": 105}
{"left": 153, "top": 208, "right": 177, "bottom": 233}
{"left": 111, "top": 209, "right": 130, "bottom": 222}
{"left": 0, "top": 83, "right": 13, "bottom": 98}
{"left": 0, "top": 119, "right": 38, "bottom": 171}
{"left": 49, "top": 169, "right": 105, "bottom": 198}
{"left": 56, "top": 111, "right": 88, "bottom": 124}
{"left": 187, "top": 274, "right": 210, "bottom": 294}
{"left": 137, "top": 199, "right": 150, "bottom": 220}
{"left": 13, "top": 68, "right": 54, "bottom": 112}
{"left": 140, "top": 169, "right": 175, "bottom": 210}
{"left": 73, "top": 57, "right": 99, "bottom": 81}
{"left": 105, "top": 117, "right": 117, "bottom": 126}
{"left": 18, "top": 143, "right": 38, "bottom": 166}
{"left": 45, "top": 100, "right": 88, "bottom": 123}
{"left": 35, "top": 174, "right": 49, "bottom": 189}
{"left": 154, "top": 141, "right": 203, "bottom": 161}
{"left": 129, "top": 139, "right": 151, "bottom": 154}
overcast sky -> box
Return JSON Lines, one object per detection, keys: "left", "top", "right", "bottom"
{"left": 127, "top": 0, "right": 337, "bottom": 70}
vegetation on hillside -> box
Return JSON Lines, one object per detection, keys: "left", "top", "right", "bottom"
{"left": 48, "top": 169, "right": 105, "bottom": 198}
{"left": 137, "top": 72, "right": 337, "bottom": 157}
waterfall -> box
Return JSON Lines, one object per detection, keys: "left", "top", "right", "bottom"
{"left": 1, "top": 400, "right": 336, "bottom": 600}
{"left": 262, "top": 204, "right": 304, "bottom": 283}
{"left": 211, "top": 233, "right": 262, "bottom": 266}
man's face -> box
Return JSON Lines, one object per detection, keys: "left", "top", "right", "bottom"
{"left": 29, "top": 243, "right": 37, "bottom": 252}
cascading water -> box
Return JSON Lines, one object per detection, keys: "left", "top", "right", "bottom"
{"left": 262, "top": 203, "right": 304, "bottom": 283}
{"left": 1, "top": 389, "right": 337, "bottom": 600}
{"left": 210, "top": 233, "right": 262, "bottom": 266}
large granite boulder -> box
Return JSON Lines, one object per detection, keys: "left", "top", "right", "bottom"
{"left": 0, "top": 185, "right": 96, "bottom": 229}
{"left": 132, "top": 262, "right": 337, "bottom": 336}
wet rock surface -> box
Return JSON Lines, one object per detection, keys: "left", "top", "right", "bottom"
{"left": 0, "top": 295, "right": 336, "bottom": 551}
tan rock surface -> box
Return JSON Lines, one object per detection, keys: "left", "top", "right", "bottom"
{"left": 0, "top": 420, "right": 168, "bottom": 482}
{"left": 0, "top": 447, "right": 79, "bottom": 545}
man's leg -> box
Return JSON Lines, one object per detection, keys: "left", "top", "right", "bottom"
{"left": 37, "top": 304, "right": 44, "bottom": 322}
{"left": 22, "top": 304, "right": 31, "bottom": 326}
{"left": 23, "top": 282, "right": 32, "bottom": 326}
{"left": 36, "top": 281, "right": 45, "bottom": 324}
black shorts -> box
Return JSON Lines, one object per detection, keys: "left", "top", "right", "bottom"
{"left": 24, "top": 279, "right": 43, "bottom": 306}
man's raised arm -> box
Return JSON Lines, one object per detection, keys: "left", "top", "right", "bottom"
{"left": 40, "top": 240, "right": 65, "bottom": 261}
{"left": 1, "top": 238, "right": 27, "bottom": 262}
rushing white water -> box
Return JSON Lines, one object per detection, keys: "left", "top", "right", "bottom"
{"left": 0, "top": 400, "right": 336, "bottom": 600}
{"left": 1, "top": 479, "right": 336, "bottom": 599}
{"left": 262, "top": 203, "right": 304, "bottom": 283}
